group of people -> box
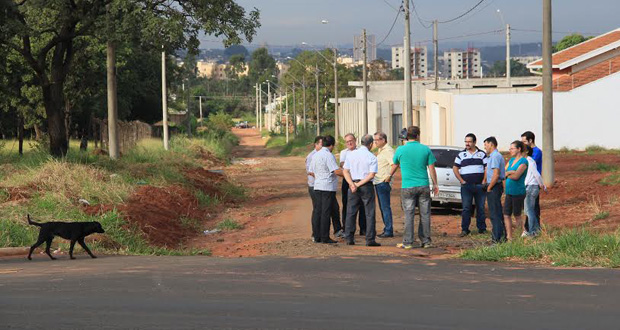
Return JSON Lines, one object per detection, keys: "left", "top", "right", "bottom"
{"left": 306, "top": 126, "right": 437, "bottom": 248}
{"left": 306, "top": 126, "right": 545, "bottom": 248}
{"left": 455, "top": 131, "right": 545, "bottom": 243}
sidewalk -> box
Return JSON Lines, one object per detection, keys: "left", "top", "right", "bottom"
{"left": 0, "top": 247, "right": 29, "bottom": 258}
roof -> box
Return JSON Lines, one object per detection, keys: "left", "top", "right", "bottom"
{"left": 530, "top": 55, "right": 620, "bottom": 92}
{"left": 528, "top": 29, "right": 620, "bottom": 69}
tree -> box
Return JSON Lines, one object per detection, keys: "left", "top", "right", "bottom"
{"left": 488, "top": 59, "right": 532, "bottom": 77}
{"left": 224, "top": 45, "right": 249, "bottom": 59}
{"left": 554, "top": 34, "right": 593, "bottom": 52}
{"left": 248, "top": 48, "right": 277, "bottom": 86}
{"left": 0, "top": 0, "right": 260, "bottom": 157}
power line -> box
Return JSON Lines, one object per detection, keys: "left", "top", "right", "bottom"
{"left": 437, "top": 0, "right": 487, "bottom": 24}
{"left": 380, "top": 0, "right": 401, "bottom": 12}
{"left": 415, "top": 29, "right": 504, "bottom": 44}
{"left": 411, "top": 0, "right": 433, "bottom": 29}
{"left": 375, "top": 3, "right": 403, "bottom": 47}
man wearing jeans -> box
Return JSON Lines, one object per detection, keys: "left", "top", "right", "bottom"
{"left": 373, "top": 132, "right": 395, "bottom": 238}
{"left": 390, "top": 126, "right": 439, "bottom": 249}
{"left": 453, "top": 133, "right": 488, "bottom": 237}
{"left": 483, "top": 136, "right": 506, "bottom": 243}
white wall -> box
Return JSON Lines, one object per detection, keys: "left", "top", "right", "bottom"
{"left": 451, "top": 71, "right": 620, "bottom": 150}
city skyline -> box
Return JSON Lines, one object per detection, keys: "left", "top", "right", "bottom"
{"left": 199, "top": 0, "right": 620, "bottom": 49}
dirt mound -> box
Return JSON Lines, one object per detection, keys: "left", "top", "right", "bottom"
{"left": 184, "top": 168, "right": 225, "bottom": 197}
{"left": 2, "top": 186, "right": 32, "bottom": 202}
{"left": 123, "top": 185, "right": 204, "bottom": 247}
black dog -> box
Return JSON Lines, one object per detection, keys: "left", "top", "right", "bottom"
{"left": 27, "top": 214, "right": 105, "bottom": 260}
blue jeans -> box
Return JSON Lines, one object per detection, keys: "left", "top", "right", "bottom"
{"left": 486, "top": 184, "right": 505, "bottom": 242}
{"left": 460, "top": 183, "right": 487, "bottom": 232}
{"left": 401, "top": 186, "right": 432, "bottom": 245}
{"left": 525, "top": 185, "right": 540, "bottom": 235}
{"left": 375, "top": 182, "right": 393, "bottom": 235}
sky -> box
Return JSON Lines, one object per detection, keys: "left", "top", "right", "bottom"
{"left": 199, "top": 0, "right": 620, "bottom": 49}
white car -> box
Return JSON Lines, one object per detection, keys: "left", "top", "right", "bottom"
{"left": 428, "top": 146, "right": 463, "bottom": 207}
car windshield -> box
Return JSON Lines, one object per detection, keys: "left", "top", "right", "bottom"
{"left": 431, "top": 149, "right": 461, "bottom": 168}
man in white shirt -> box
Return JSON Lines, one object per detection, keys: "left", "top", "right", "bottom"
{"left": 340, "top": 133, "right": 366, "bottom": 236}
{"left": 306, "top": 136, "right": 323, "bottom": 242}
{"left": 309, "top": 135, "right": 341, "bottom": 244}
{"left": 343, "top": 134, "right": 380, "bottom": 246}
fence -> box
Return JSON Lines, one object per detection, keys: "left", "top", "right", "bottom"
{"left": 93, "top": 119, "right": 152, "bottom": 155}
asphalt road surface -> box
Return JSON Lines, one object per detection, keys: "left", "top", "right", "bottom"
{"left": 1, "top": 255, "right": 619, "bottom": 329}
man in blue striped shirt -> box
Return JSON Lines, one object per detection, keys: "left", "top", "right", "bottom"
{"left": 453, "top": 133, "right": 488, "bottom": 237}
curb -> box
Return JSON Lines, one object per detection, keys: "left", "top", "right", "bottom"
{"left": 0, "top": 247, "right": 29, "bottom": 258}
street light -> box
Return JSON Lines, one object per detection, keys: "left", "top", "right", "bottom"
{"left": 287, "top": 56, "right": 315, "bottom": 132}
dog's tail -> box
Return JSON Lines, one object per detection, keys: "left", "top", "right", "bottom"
{"left": 27, "top": 214, "right": 41, "bottom": 227}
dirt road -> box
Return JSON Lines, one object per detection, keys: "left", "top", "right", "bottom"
{"left": 189, "top": 129, "right": 474, "bottom": 258}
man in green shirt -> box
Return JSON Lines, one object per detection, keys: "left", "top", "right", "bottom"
{"left": 390, "top": 126, "right": 439, "bottom": 248}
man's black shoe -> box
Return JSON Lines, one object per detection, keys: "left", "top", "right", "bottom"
{"left": 359, "top": 231, "right": 366, "bottom": 236}
{"left": 478, "top": 229, "right": 487, "bottom": 234}
{"left": 322, "top": 238, "right": 338, "bottom": 244}
{"left": 346, "top": 240, "right": 355, "bottom": 245}
{"left": 458, "top": 231, "right": 470, "bottom": 237}
{"left": 366, "top": 241, "right": 381, "bottom": 247}
{"left": 377, "top": 233, "right": 394, "bottom": 238}
{"left": 313, "top": 238, "right": 321, "bottom": 243}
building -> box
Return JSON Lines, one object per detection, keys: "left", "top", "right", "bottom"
{"left": 443, "top": 49, "right": 481, "bottom": 79}
{"left": 353, "top": 34, "right": 377, "bottom": 62}
{"left": 421, "top": 28, "right": 620, "bottom": 150}
{"left": 276, "top": 62, "right": 290, "bottom": 80}
{"left": 332, "top": 76, "right": 540, "bottom": 145}
{"left": 196, "top": 60, "right": 249, "bottom": 80}
{"left": 391, "top": 45, "right": 428, "bottom": 78}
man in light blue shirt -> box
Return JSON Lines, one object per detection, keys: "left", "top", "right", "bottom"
{"left": 309, "top": 135, "right": 341, "bottom": 244}
{"left": 484, "top": 136, "right": 506, "bottom": 243}
{"left": 343, "top": 134, "right": 380, "bottom": 246}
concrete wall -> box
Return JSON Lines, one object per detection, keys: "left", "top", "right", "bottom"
{"left": 428, "top": 71, "right": 620, "bottom": 150}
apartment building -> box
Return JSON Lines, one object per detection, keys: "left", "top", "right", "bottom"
{"left": 443, "top": 49, "right": 481, "bottom": 79}
{"left": 196, "top": 60, "right": 249, "bottom": 80}
{"left": 391, "top": 45, "right": 428, "bottom": 78}
{"left": 353, "top": 34, "right": 377, "bottom": 62}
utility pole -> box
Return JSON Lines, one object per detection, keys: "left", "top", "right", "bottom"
{"left": 303, "top": 75, "right": 307, "bottom": 131}
{"left": 542, "top": 0, "right": 554, "bottom": 186}
{"left": 293, "top": 82, "right": 297, "bottom": 135}
{"left": 285, "top": 89, "right": 289, "bottom": 143}
{"left": 267, "top": 81, "right": 272, "bottom": 131}
{"left": 433, "top": 20, "right": 439, "bottom": 91}
{"left": 403, "top": 2, "right": 413, "bottom": 128}
{"left": 315, "top": 63, "right": 320, "bottom": 135}
{"left": 333, "top": 48, "right": 339, "bottom": 141}
{"left": 161, "top": 46, "right": 169, "bottom": 151}
{"left": 279, "top": 88, "right": 283, "bottom": 134}
{"left": 259, "top": 83, "right": 262, "bottom": 132}
{"left": 255, "top": 83, "right": 259, "bottom": 128}
{"left": 362, "top": 28, "right": 368, "bottom": 134}
{"left": 106, "top": 41, "right": 119, "bottom": 159}
{"left": 506, "top": 23, "right": 511, "bottom": 87}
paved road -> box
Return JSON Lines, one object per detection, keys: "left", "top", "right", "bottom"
{"left": 1, "top": 255, "right": 618, "bottom": 329}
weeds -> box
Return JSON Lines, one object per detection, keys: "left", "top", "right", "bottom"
{"left": 461, "top": 228, "right": 620, "bottom": 267}
{"left": 216, "top": 218, "right": 243, "bottom": 230}
{"left": 600, "top": 173, "right": 620, "bottom": 186}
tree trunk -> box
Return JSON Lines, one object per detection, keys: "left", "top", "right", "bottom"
{"left": 65, "top": 98, "right": 72, "bottom": 142}
{"left": 18, "top": 113, "right": 24, "bottom": 156}
{"left": 42, "top": 83, "right": 68, "bottom": 157}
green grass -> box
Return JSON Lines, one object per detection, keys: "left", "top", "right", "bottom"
{"left": 579, "top": 162, "right": 619, "bottom": 172}
{"left": 265, "top": 130, "right": 321, "bottom": 156}
{"left": 195, "top": 190, "right": 221, "bottom": 208}
{"left": 216, "top": 218, "right": 243, "bottom": 230}
{"left": 461, "top": 228, "right": 620, "bottom": 268}
{"left": 593, "top": 211, "right": 610, "bottom": 221}
{"left": 600, "top": 173, "right": 620, "bottom": 186}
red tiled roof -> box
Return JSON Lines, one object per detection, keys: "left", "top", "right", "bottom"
{"left": 530, "top": 56, "right": 620, "bottom": 92}
{"left": 528, "top": 30, "right": 620, "bottom": 68}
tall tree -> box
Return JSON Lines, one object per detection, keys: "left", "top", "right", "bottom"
{"left": 488, "top": 59, "right": 532, "bottom": 77}
{"left": 0, "top": 0, "right": 260, "bottom": 157}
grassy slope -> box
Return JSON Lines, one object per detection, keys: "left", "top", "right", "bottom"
{"left": 0, "top": 132, "right": 241, "bottom": 256}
